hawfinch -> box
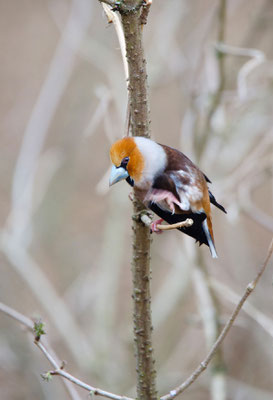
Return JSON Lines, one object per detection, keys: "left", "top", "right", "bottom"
{"left": 109, "top": 137, "right": 226, "bottom": 258}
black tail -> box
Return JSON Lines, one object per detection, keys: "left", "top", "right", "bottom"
{"left": 209, "top": 191, "right": 227, "bottom": 214}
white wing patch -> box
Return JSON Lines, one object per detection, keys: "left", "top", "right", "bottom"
{"left": 144, "top": 167, "right": 203, "bottom": 214}
{"left": 170, "top": 170, "right": 203, "bottom": 210}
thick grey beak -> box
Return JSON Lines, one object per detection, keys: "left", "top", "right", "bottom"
{"left": 109, "top": 165, "right": 129, "bottom": 186}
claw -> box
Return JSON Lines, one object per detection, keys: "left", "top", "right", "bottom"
{"left": 150, "top": 218, "right": 164, "bottom": 234}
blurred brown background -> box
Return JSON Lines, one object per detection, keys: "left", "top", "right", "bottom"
{"left": 0, "top": 0, "right": 273, "bottom": 399}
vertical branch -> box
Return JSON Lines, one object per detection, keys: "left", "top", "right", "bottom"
{"left": 121, "top": 8, "right": 150, "bottom": 138}
{"left": 120, "top": 4, "right": 157, "bottom": 400}
{"left": 99, "top": 2, "right": 156, "bottom": 398}
{"left": 100, "top": 0, "right": 156, "bottom": 397}
{"left": 131, "top": 199, "right": 156, "bottom": 400}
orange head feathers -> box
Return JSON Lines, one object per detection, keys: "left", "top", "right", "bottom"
{"left": 109, "top": 137, "right": 144, "bottom": 183}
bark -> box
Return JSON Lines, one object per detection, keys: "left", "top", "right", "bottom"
{"left": 120, "top": 5, "right": 157, "bottom": 400}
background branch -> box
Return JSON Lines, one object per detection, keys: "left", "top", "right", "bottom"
{"left": 161, "top": 237, "right": 273, "bottom": 400}
{"left": 0, "top": 302, "right": 132, "bottom": 400}
{"left": 192, "top": 256, "right": 226, "bottom": 400}
{"left": 215, "top": 42, "right": 265, "bottom": 100}
{"left": 0, "top": 302, "right": 81, "bottom": 400}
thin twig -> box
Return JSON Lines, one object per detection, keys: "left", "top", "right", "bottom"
{"left": 36, "top": 340, "right": 60, "bottom": 370}
{"left": 156, "top": 220, "right": 193, "bottom": 231}
{"left": 0, "top": 302, "right": 81, "bottom": 400}
{"left": 101, "top": 3, "right": 131, "bottom": 138}
{"left": 0, "top": 302, "right": 33, "bottom": 330}
{"left": 102, "top": 4, "right": 128, "bottom": 82}
{"left": 211, "top": 278, "right": 273, "bottom": 339}
{"left": 0, "top": 237, "right": 93, "bottom": 366}
{"left": 161, "top": 237, "right": 273, "bottom": 400}
{"left": 49, "top": 368, "right": 133, "bottom": 400}
{"left": 140, "top": 214, "right": 193, "bottom": 231}
{"left": 0, "top": 302, "right": 133, "bottom": 400}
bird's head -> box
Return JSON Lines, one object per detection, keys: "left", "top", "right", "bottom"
{"left": 109, "top": 136, "right": 167, "bottom": 188}
{"left": 109, "top": 137, "right": 144, "bottom": 187}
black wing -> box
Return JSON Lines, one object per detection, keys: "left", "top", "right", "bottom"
{"left": 203, "top": 174, "right": 226, "bottom": 214}
{"left": 148, "top": 202, "right": 209, "bottom": 247}
{"left": 209, "top": 191, "right": 227, "bottom": 214}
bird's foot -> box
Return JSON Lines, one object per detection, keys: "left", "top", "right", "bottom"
{"left": 150, "top": 218, "right": 164, "bottom": 234}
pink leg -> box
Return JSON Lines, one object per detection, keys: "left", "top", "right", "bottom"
{"left": 150, "top": 218, "right": 164, "bottom": 234}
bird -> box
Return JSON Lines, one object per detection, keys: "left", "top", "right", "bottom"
{"left": 109, "top": 136, "right": 226, "bottom": 258}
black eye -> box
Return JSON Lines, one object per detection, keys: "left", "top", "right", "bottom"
{"left": 121, "top": 157, "right": 129, "bottom": 168}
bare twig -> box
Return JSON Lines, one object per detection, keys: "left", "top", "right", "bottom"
{"left": 49, "top": 368, "right": 133, "bottom": 400}
{"left": 0, "top": 302, "right": 133, "bottom": 400}
{"left": 140, "top": 214, "right": 193, "bottom": 231}
{"left": 101, "top": 3, "right": 131, "bottom": 138}
{"left": 0, "top": 302, "right": 81, "bottom": 400}
{"left": 102, "top": 4, "right": 128, "bottom": 82}
{"left": 161, "top": 237, "right": 273, "bottom": 400}
{"left": 211, "top": 278, "right": 273, "bottom": 339}
{"left": 156, "top": 220, "right": 193, "bottom": 231}
{"left": 0, "top": 302, "right": 34, "bottom": 330}
{"left": 0, "top": 237, "right": 93, "bottom": 366}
